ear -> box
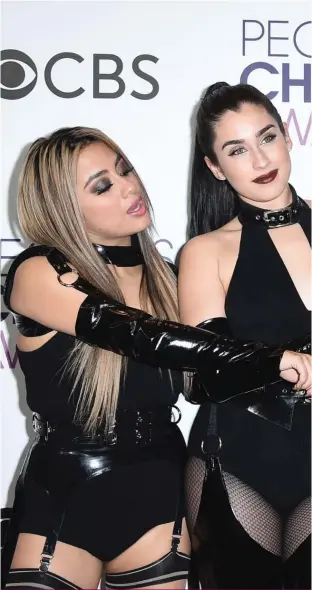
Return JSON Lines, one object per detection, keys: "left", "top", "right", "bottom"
{"left": 204, "top": 156, "right": 226, "bottom": 181}
{"left": 282, "top": 122, "right": 293, "bottom": 152}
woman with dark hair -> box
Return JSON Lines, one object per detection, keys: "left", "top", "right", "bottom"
{"left": 2, "top": 126, "right": 309, "bottom": 590}
{"left": 180, "top": 82, "right": 311, "bottom": 589}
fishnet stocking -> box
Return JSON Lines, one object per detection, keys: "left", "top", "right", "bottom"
{"left": 185, "top": 456, "right": 206, "bottom": 535}
{"left": 185, "top": 456, "right": 311, "bottom": 561}
{"left": 222, "top": 471, "right": 281, "bottom": 556}
{"left": 284, "top": 497, "right": 311, "bottom": 560}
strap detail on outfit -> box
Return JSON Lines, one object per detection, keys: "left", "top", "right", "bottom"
{"left": 28, "top": 405, "right": 182, "bottom": 579}
{"left": 5, "top": 430, "right": 189, "bottom": 589}
{"left": 32, "top": 405, "right": 181, "bottom": 446}
{"left": 200, "top": 402, "right": 221, "bottom": 457}
{"left": 6, "top": 568, "right": 81, "bottom": 589}
{"left": 105, "top": 551, "right": 190, "bottom": 588}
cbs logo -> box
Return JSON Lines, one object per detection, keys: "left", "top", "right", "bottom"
{"left": 0, "top": 49, "right": 159, "bottom": 100}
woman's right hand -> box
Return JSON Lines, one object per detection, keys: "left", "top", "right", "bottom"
{"left": 279, "top": 351, "right": 312, "bottom": 396}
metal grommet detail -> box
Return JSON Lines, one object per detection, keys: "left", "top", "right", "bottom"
{"left": 171, "top": 405, "right": 182, "bottom": 424}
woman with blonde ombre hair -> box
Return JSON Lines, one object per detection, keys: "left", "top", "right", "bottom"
{"left": 2, "top": 126, "right": 310, "bottom": 590}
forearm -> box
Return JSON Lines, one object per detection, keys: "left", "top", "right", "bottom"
{"left": 76, "top": 298, "right": 283, "bottom": 396}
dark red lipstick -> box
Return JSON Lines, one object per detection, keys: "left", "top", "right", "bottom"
{"left": 252, "top": 169, "right": 278, "bottom": 184}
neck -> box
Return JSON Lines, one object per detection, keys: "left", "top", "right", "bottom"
{"left": 89, "top": 234, "right": 131, "bottom": 247}
{"left": 239, "top": 184, "right": 292, "bottom": 211}
{"left": 237, "top": 184, "right": 305, "bottom": 229}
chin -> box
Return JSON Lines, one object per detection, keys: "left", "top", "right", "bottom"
{"left": 130, "top": 214, "right": 151, "bottom": 233}
{"left": 252, "top": 179, "right": 290, "bottom": 204}
{"left": 253, "top": 191, "right": 282, "bottom": 203}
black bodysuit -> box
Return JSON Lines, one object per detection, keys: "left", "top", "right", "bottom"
{"left": 2, "top": 242, "right": 189, "bottom": 590}
{"left": 17, "top": 337, "right": 186, "bottom": 562}
{"left": 187, "top": 188, "right": 311, "bottom": 589}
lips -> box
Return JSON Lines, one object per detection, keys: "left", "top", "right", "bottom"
{"left": 253, "top": 169, "right": 278, "bottom": 184}
{"left": 127, "top": 197, "right": 143, "bottom": 214}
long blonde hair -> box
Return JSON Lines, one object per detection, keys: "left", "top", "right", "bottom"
{"left": 17, "top": 127, "right": 181, "bottom": 434}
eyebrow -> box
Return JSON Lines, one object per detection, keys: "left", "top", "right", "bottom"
{"left": 221, "top": 124, "right": 276, "bottom": 150}
{"left": 84, "top": 153, "right": 123, "bottom": 189}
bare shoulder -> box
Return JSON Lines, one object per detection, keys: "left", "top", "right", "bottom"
{"left": 178, "top": 230, "right": 231, "bottom": 324}
{"left": 181, "top": 231, "right": 219, "bottom": 253}
{"left": 8, "top": 251, "right": 87, "bottom": 337}
{"left": 11, "top": 254, "right": 78, "bottom": 314}
{"left": 181, "top": 228, "right": 223, "bottom": 259}
{"left": 181, "top": 218, "right": 241, "bottom": 268}
{"left": 15, "top": 254, "right": 56, "bottom": 278}
{"left": 11, "top": 256, "right": 56, "bottom": 311}
{"left": 12, "top": 255, "right": 68, "bottom": 293}
{"left": 9, "top": 255, "right": 54, "bottom": 301}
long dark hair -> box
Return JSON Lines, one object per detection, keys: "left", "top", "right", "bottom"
{"left": 189, "top": 82, "right": 285, "bottom": 238}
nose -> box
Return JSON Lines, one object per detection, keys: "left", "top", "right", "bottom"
{"left": 120, "top": 175, "right": 137, "bottom": 199}
{"left": 251, "top": 146, "right": 270, "bottom": 170}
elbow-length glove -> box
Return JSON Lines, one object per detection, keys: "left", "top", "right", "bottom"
{"left": 189, "top": 317, "right": 311, "bottom": 429}
{"left": 4, "top": 245, "right": 308, "bottom": 409}
{"left": 76, "top": 296, "right": 289, "bottom": 399}
{"left": 47, "top": 247, "right": 310, "bottom": 402}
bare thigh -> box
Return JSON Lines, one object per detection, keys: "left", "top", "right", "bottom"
{"left": 105, "top": 519, "right": 191, "bottom": 589}
{"left": 11, "top": 533, "right": 103, "bottom": 589}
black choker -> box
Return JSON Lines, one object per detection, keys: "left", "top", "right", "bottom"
{"left": 238, "top": 186, "right": 304, "bottom": 229}
{"left": 93, "top": 235, "right": 144, "bottom": 267}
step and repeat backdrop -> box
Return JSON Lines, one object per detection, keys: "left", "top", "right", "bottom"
{"left": 1, "top": 0, "right": 311, "bottom": 509}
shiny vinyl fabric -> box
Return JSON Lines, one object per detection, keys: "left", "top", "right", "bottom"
{"left": 2, "top": 421, "right": 186, "bottom": 587}
{"left": 4, "top": 245, "right": 309, "bottom": 413}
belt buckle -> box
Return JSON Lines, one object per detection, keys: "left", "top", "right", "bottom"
{"left": 263, "top": 207, "right": 292, "bottom": 228}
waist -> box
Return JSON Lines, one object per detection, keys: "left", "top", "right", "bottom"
{"left": 32, "top": 404, "right": 182, "bottom": 448}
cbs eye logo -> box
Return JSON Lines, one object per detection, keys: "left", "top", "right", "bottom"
{"left": 0, "top": 49, "right": 159, "bottom": 101}
{"left": 1, "top": 50, "right": 37, "bottom": 100}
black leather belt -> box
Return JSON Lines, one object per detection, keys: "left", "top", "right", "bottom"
{"left": 32, "top": 405, "right": 182, "bottom": 447}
